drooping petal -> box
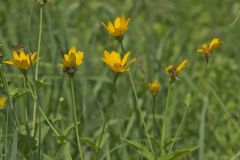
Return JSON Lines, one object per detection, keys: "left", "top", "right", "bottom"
{"left": 3, "top": 60, "right": 14, "bottom": 65}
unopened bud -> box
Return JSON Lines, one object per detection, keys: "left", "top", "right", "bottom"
{"left": 59, "top": 97, "right": 64, "bottom": 103}
{"left": 38, "top": 0, "right": 48, "bottom": 6}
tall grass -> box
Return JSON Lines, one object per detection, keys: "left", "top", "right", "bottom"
{"left": 0, "top": 0, "right": 240, "bottom": 159}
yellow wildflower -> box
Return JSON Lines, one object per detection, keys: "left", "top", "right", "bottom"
{"left": 0, "top": 97, "right": 7, "bottom": 109}
{"left": 101, "top": 16, "right": 131, "bottom": 37}
{"left": 197, "top": 38, "right": 221, "bottom": 57}
{"left": 4, "top": 50, "right": 38, "bottom": 70}
{"left": 59, "top": 47, "right": 84, "bottom": 70}
{"left": 148, "top": 80, "right": 160, "bottom": 95}
{"left": 102, "top": 50, "right": 136, "bottom": 73}
{"left": 165, "top": 59, "right": 188, "bottom": 81}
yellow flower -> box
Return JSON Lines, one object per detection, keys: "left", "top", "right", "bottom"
{"left": 148, "top": 80, "right": 160, "bottom": 95}
{"left": 101, "top": 16, "right": 131, "bottom": 37}
{"left": 197, "top": 38, "right": 221, "bottom": 56}
{"left": 59, "top": 47, "right": 84, "bottom": 69}
{"left": 0, "top": 97, "right": 7, "bottom": 109}
{"left": 102, "top": 50, "right": 136, "bottom": 73}
{"left": 4, "top": 50, "right": 38, "bottom": 70}
{"left": 165, "top": 59, "right": 188, "bottom": 81}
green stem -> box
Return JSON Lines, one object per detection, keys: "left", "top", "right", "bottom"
{"left": 32, "top": 6, "right": 43, "bottom": 137}
{"left": 169, "top": 104, "right": 188, "bottom": 151}
{"left": 207, "top": 82, "right": 240, "bottom": 134}
{"left": 70, "top": 77, "right": 83, "bottom": 160}
{"left": 128, "top": 70, "right": 154, "bottom": 152}
{"left": 160, "top": 82, "right": 172, "bottom": 157}
{"left": 4, "top": 109, "right": 9, "bottom": 157}
{"left": 39, "top": 106, "right": 60, "bottom": 136}
{"left": 0, "top": 64, "right": 19, "bottom": 127}
{"left": 152, "top": 95, "right": 160, "bottom": 136}
{"left": 23, "top": 74, "right": 29, "bottom": 122}
{"left": 35, "top": 7, "right": 43, "bottom": 80}
{"left": 193, "top": 61, "right": 208, "bottom": 98}
{"left": 97, "top": 74, "right": 118, "bottom": 152}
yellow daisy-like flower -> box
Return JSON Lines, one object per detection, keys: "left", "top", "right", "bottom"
{"left": 4, "top": 50, "right": 38, "bottom": 70}
{"left": 148, "top": 80, "right": 160, "bottom": 95}
{"left": 101, "top": 16, "right": 131, "bottom": 37}
{"left": 165, "top": 59, "right": 188, "bottom": 81}
{"left": 102, "top": 50, "right": 136, "bottom": 73}
{"left": 59, "top": 47, "right": 84, "bottom": 69}
{"left": 0, "top": 97, "right": 7, "bottom": 109}
{"left": 197, "top": 38, "right": 221, "bottom": 57}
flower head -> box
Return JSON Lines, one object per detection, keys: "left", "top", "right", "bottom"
{"left": 165, "top": 59, "right": 188, "bottom": 81}
{"left": 59, "top": 47, "right": 84, "bottom": 76}
{"left": 148, "top": 80, "right": 160, "bottom": 95}
{"left": 197, "top": 38, "right": 221, "bottom": 59}
{"left": 4, "top": 50, "right": 38, "bottom": 70}
{"left": 102, "top": 50, "right": 136, "bottom": 73}
{"left": 101, "top": 16, "right": 131, "bottom": 37}
{"left": 0, "top": 97, "right": 7, "bottom": 109}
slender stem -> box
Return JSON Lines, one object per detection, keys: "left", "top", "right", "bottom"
{"left": 128, "top": 71, "right": 154, "bottom": 152}
{"left": 193, "top": 61, "right": 208, "bottom": 98}
{"left": 97, "top": 74, "right": 118, "bottom": 152}
{"left": 119, "top": 38, "right": 125, "bottom": 54}
{"left": 198, "top": 99, "right": 208, "bottom": 160}
{"left": 152, "top": 95, "right": 160, "bottom": 136}
{"left": 208, "top": 82, "right": 240, "bottom": 134}
{"left": 70, "top": 77, "right": 83, "bottom": 160}
{"left": 32, "top": 6, "right": 43, "bottom": 137}
{"left": 4, "top": 109, "right": 9, "bottom": 157}
{"left": 39, "top": 106, "right": 60, "bottom": 136}
{"left": 23, "top": 74, "right": 29, "bottom": 122}
{"left": 0, "top": 64, "right": 19, "bottom": 127}
{"left": 35, "top": 7, "right": 43, "bottom": 80}
{"left": 160, "top": 82, "right": 172, "bottom": 157}
{"left": 169, "top": 104, "right": 188, "bottom": 151}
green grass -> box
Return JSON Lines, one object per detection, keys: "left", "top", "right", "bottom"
{"left": 1, "top": 0, "right": 240, "bottom": 159}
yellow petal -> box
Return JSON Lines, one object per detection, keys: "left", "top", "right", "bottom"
{"left": 12, "top": 51, "right": 20, "bottom": 60}
{"left": 176, "top": 59, "right": 188, "bottom": 73}
{"left": 3, "top": 60, "right": 14, "bottom": 65}
{"left": 114, "top": 17, "right": 121, "bottom": 29}
{"left": 121, "top": 51, "right": 131, "bottom": 66}
{"left": 209, "top": 38, "right": 220, "bottom": 51}
{"left": 107, "top": 22, "right": 115, "bottom": 33}
{"left": 69, "top": 47, "right": 77, "bottom": 55}
{"left": 19, "top": 50, "right": 26, "bottom": 60}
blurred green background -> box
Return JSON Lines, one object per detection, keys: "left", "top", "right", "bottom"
{"left": 1, "top": 0, "right": 240, "bottom": 159}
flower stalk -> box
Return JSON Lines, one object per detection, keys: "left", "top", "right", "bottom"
{"left": 70, "top": 77, "right": 84, "bottom": 160}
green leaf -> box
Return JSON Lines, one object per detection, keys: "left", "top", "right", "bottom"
{"left": 35, "top": 79, "right": 51, "bottom": 89}
{"left": 18, "top": 133, "right": 37, "bottom": 157}
{"left": 10, "top": 130, "right": 18, "bottom": 160}
{"left": 123, "top": 138, "right": 156, "bottom": 160}
{"left": 79, "top": 137, "right": 95, "bottom": 146}
{"left": 164, "top": 147, "right": 198, "bottom": 160}
{"left": 43, "top": 153, "right": 54, "bottom": 160}
{"left": 65, "top": 121, "right": 81, "bottom": 136}
{"left": 183, "top": 92, "right": 192, "bottom": 107}
{"left": 95, "top": 133, "right": 110, "bottom": 149}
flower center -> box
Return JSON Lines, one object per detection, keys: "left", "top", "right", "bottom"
{"left": 114, "top": 63, "right": 122, "bottom": 70}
